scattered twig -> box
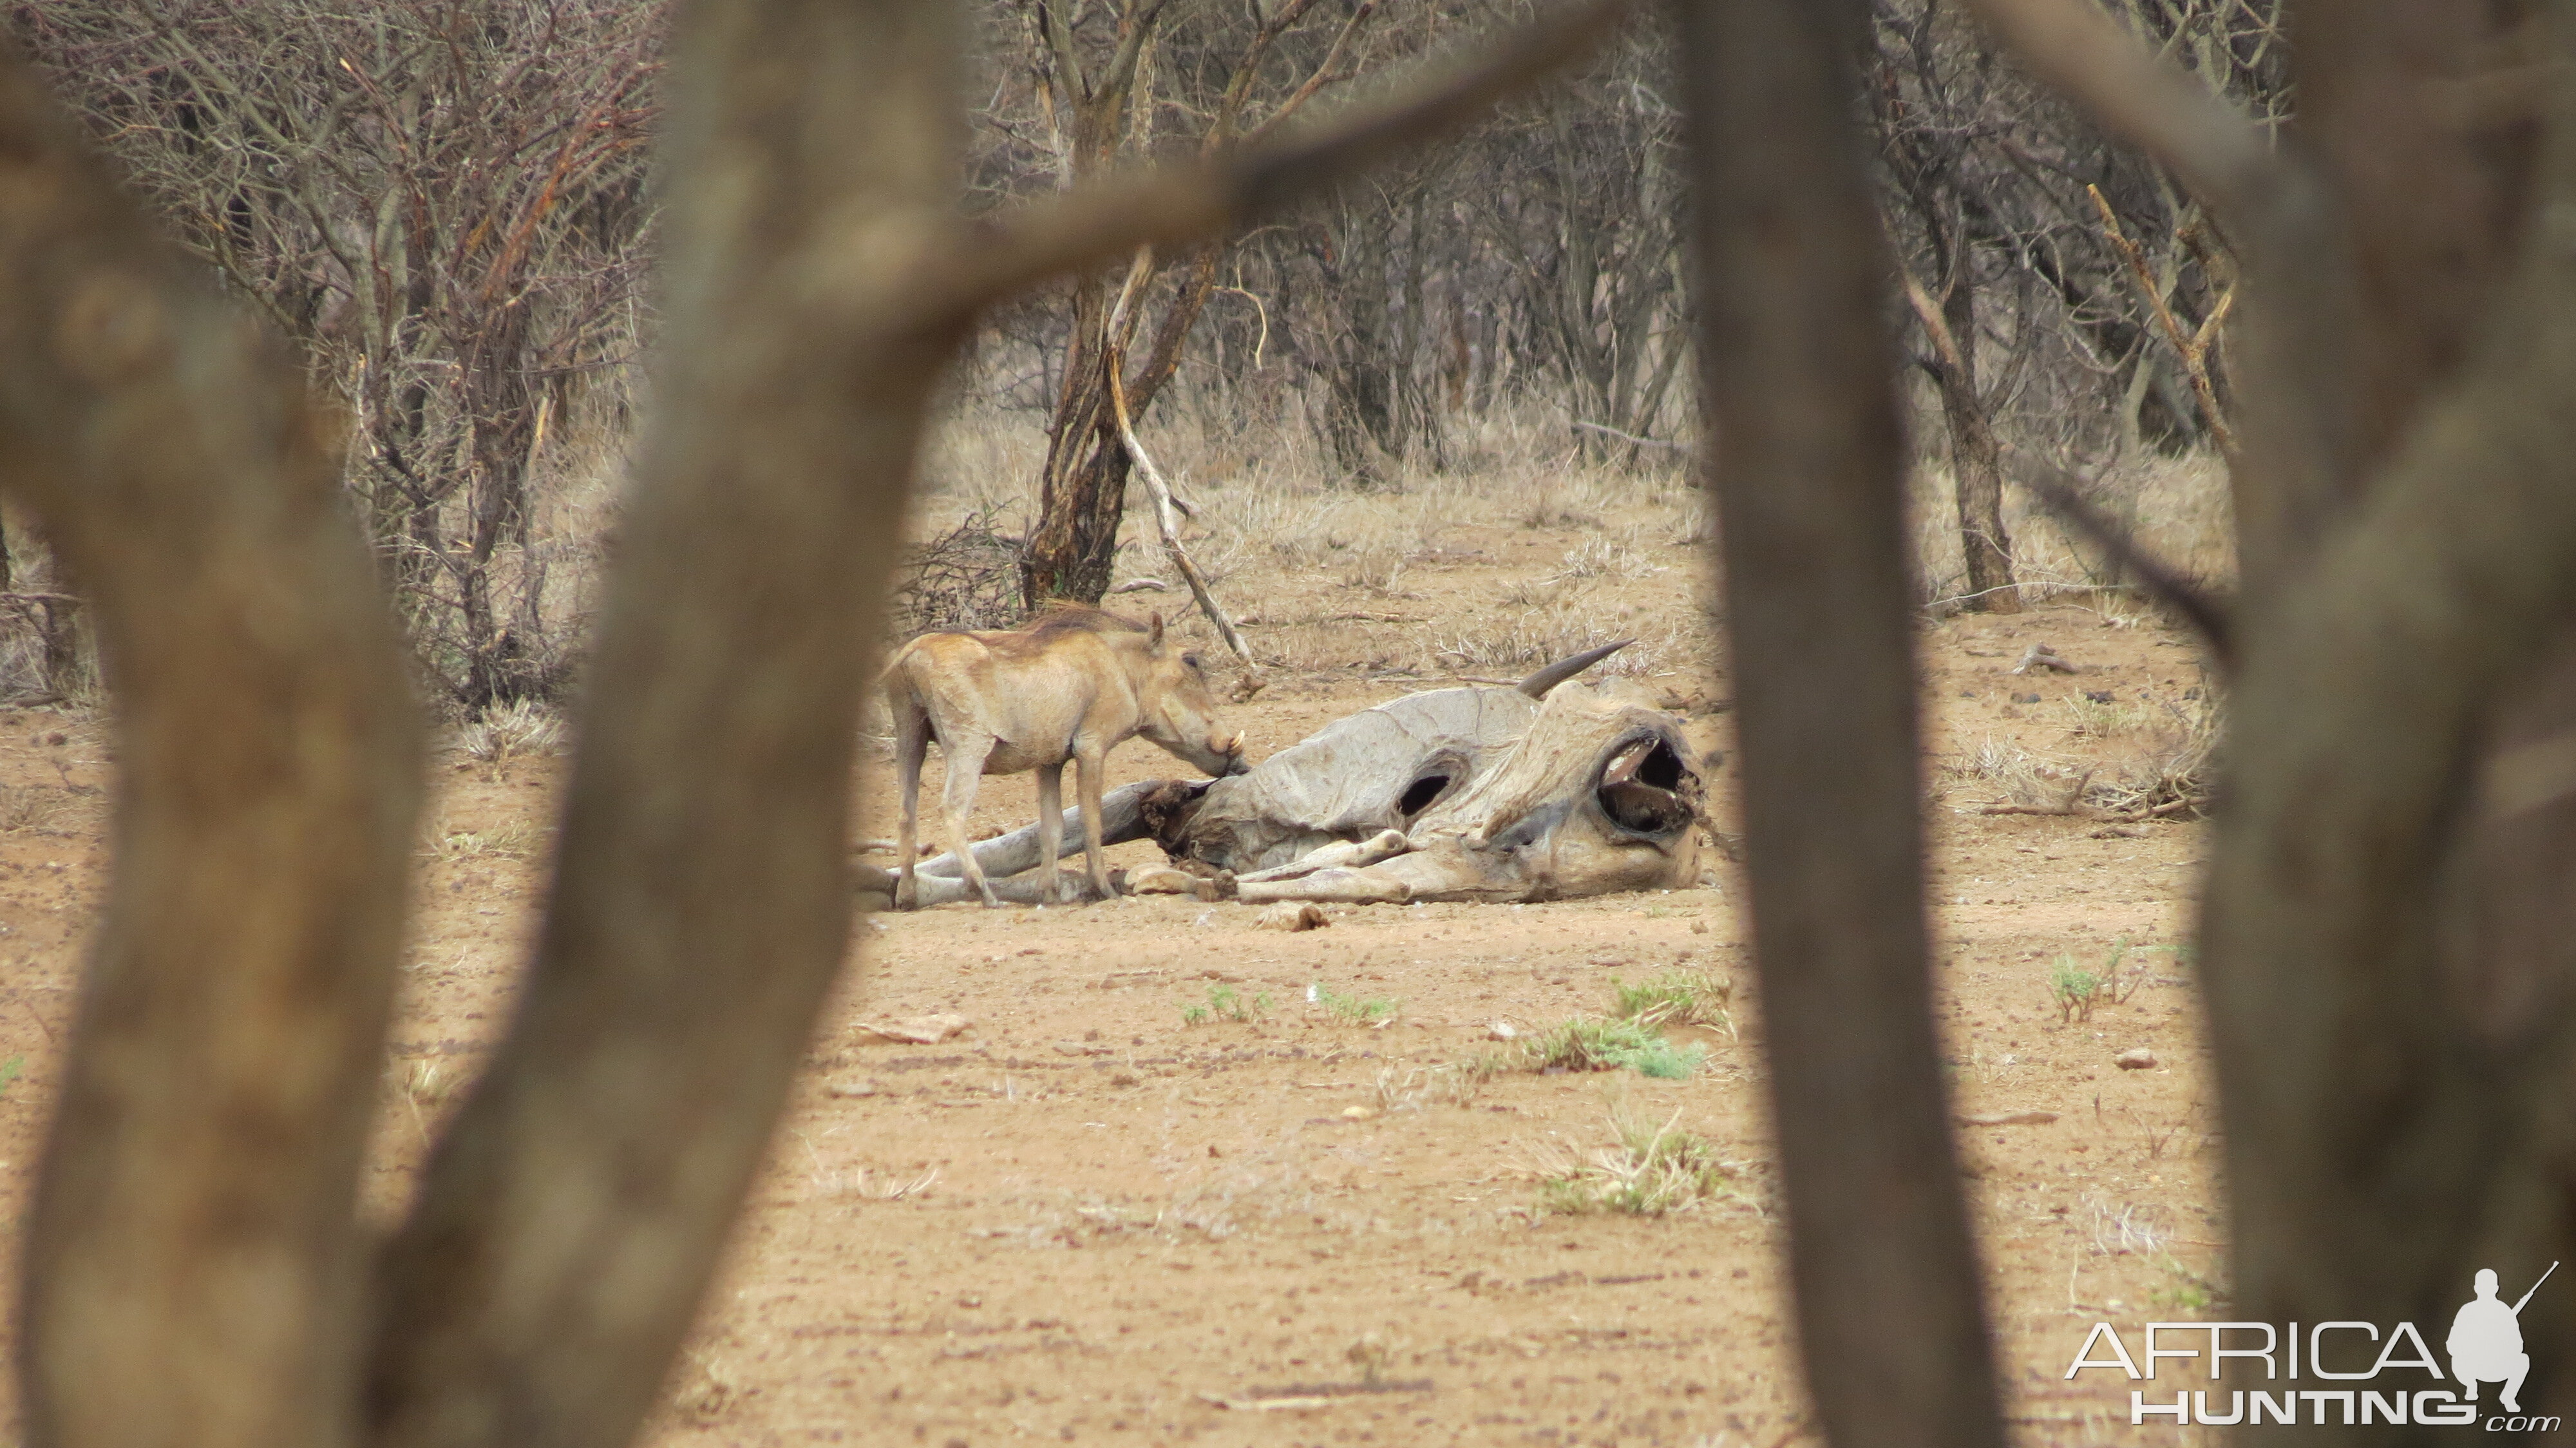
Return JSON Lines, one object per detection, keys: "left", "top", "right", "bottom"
{"left": 2011, "top": 643, "right": 2079, "bottom": 675}
{"left": 1958, "top": 1110, "right": 2059, "bottom": 1127}
{"left": 1571, "top": 419, "right": 1685, "bottom": 451}
{"left": 1109, "top": 578, "right": 1171, "bottom": 593}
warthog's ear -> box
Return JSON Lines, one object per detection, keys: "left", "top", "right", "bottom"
{"left": 1148, "top": 611, "right": 1166, "bottom": 648}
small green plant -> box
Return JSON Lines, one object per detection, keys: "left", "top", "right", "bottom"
{"left": 2050, "top": 937, "right": 2151, "bottom": 1022}
{"left": 1307, "top": 981, "right": 1399, "bottom": 1025}
{"left": 2049, "top": 956, "right": 2105, "bottom": 1023}
{"left": 1181, "top": 984, "right": 1273, "bottom": 1027}
{"left": 2149, "top": 1254, "right": 2217, "bottom": 1311}
{"left": 1508, "top": 1017, "right": 1704, "bottom": 1080}
{"left": 1534, "top": 1107, "right": 1732, "bottom": 1216}
{"left": 0, "top": 1054, "right": 24, "bottom": 1100}
{"left": 1611, "top": 969, "right": 1734, "bottom": 1035}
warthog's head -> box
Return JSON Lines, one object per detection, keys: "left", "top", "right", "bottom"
{"left": 1133, "top": 613, "right": 1248, "bottom": 778}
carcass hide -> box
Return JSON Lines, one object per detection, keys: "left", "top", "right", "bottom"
{"left": 1218, "top": 682, "right": 1705, "bottom": 902}
{"left": 880, "top": 643, "right": 1708, "bottom": 906}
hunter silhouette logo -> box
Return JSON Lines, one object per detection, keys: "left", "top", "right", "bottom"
{"left": 2452, "top": 1263, "right": 2554, "bottom": 1415}
{"left": 2067, "top": 1262, "right": 2560, "bottom": 1428}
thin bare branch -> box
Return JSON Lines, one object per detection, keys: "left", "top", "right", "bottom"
{"left": 1964, "top": 0, "right": 2358, "bottom": 591}
{"left": 1242, "top": 0, "right": 1380, "bottom": 144}
{"left": 2087, "top": 184, "right": 2234, "bottom": 450}
{"left": 1106, "top": 351, "right": 1264, "bottom": 698}
{"left": 2005, "top": 446, "right": 2237, "bottom": 663}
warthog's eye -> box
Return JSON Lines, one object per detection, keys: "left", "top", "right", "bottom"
{"left": 1182, "top": 653, "right": 1202, "bottom": 670}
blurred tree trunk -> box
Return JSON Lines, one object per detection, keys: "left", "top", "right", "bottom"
{"left": 1973, "top": 0, "right": 2576, "bottom": 1436}
{"left": 0, "top": 42, "right": 426, "bottom": 1448}
{"left": 2198, "top": 0, "right": 2576, "bottom": 1420}
{"left": 1674, "top": 1, "right": 2007, "bottom": 1446}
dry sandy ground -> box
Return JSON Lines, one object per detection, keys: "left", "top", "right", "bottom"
{"left": 0, "top": 504, "right": 2226, "bottom": 1447}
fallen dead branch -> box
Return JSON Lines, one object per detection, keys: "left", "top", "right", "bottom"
{"left": 2011, "top": 644, "right": 2078, "bottom": 675}
{"left": 1957, "top": 1110, "right": 2059, "bottom": 1127}
{"left": 1106, "top": 348, "right": 1265, "bottom": 699}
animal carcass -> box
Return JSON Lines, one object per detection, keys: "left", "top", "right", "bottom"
{"left": 876, "top": 642, "right": 1708, "bottom": 906}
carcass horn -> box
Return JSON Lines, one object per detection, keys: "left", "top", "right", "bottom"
{"left": 1516, "top": 638, "right": 1633, "bottom": 698}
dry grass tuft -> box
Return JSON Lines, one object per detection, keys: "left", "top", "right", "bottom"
{"left": 1610, "top": 969, "right": 1735, "bottom": 1036}
{"left": 1549, "top": 535, "right": 1665, "bottom": 583}
{"left": 1528, "top": 1107, "right": 1735, "bottom": 1216}
{"left": 1952, "top": 689, "right": 2217, "bottom": 821}
{"left": 1371, "top": 1060, "right": 1493, "bottom": 1112}
{"left": 818, "top": 1165, "right": 941, "bottom": 1201}
{"left": 460, "top": 699, "right": 564, "bottom": 764}
{"left": 0, "top": 783, "right": 75, "bottom": 834}
{"left": 426, "top": 819, "right": 545, "bottom": 863}
{"left": 2090, "top": 691, "right": 2219, "bottom": 819}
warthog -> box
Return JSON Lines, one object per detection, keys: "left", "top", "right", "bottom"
{"left": 888, "top": 642, "right": 1707, "bottom": 906}
{"left": 886, "top": 606, "right": 1245, "bottom": 908}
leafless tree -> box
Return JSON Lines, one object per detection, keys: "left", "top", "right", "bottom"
{"left": 1494, "top": 19, "right": 1690, "bottom": 463}
{"left": 10, "top": 0, "right": 662, "bottom": 707}
{"left": 1008, "top": 0, "right": 1379, "bottom": 605}
{"left": 1863, "top": 0, "right": 2286, "bottom": 605}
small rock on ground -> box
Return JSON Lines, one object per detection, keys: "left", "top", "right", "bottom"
{"left": 1257, "top": 902, "right": 1327, "bottom": 931}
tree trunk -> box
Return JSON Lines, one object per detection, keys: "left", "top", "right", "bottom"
{"left": 1937, "top": 281, "right": 2018, "bottom": 613}
{"left": 1672, "top": 2, "right": 2007, "bottom": 1446}
{"left": 1021, "top": 429, "right": 1136, "bottom": 606}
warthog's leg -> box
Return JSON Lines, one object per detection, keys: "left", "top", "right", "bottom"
{"left": 1074, "top": 747, "right": 1115, "bottom": 899}
{"left": 1034, "top": 761, "right": 1066, "bottom": 904}
{"left": 891, "top": 694, "right": 932, "bottom": 910}
{"left": 936, "top": 733, "right": 1001, "bottom": 906}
